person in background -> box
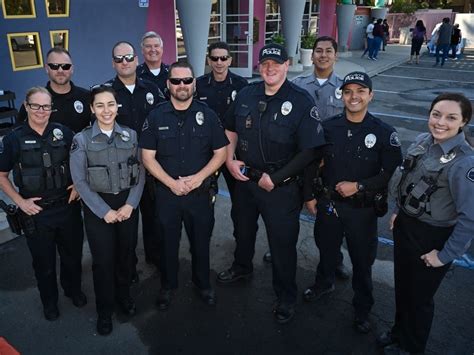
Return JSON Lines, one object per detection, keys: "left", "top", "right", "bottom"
{"left": 382, "top": 19, "right": 390, "bottom": 51}
{"left": 70, "top": 85, "right": 145, "bottom": 336}
{"left": 137, "top": 31, "right": 169, "bottom": 94}
{"left": 369, "top": 19, "right": 384, "bottom": 61}
{"left": 450, "top": 24, "right": 462, "bottom": 60}
{"left": 434, "top": 17, "right": 453, "bottom": 67}
{"left": 409, "top": 20, "right": 427, "bottom": 65}
{"left": 379, "top": 93, "right": 474, "bottom": 355}
{"left": 361, "top": 18, "right": 375, "bottom": 58}
{"left": 0, "top": 87, "right": 86, "bottom": 321}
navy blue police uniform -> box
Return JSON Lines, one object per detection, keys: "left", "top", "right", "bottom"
{"left": 107, "top": 75, "right": 165, "bottom": 270}
{"left": 309, "top": 111, "right": 402, "bottom": 324}
{"left": 223, "top": 79, "right": 326, "bottom": 312}
{"left": 137, "top": 62, "right": 169, "bottom": 94}
{"left": 17, "top": 81, "right": 91, "bottom": 133}
{"left": 196, "top": 70, "right": 248, "bottom": 234}
{"left": 0, "top": 122, "right": 84, "bottom": 317}
{"left": 139, "top": 100, "right": 228, "bottom": 292}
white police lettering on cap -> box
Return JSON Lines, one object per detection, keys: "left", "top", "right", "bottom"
{"left": 196, "top": 111, "right": 204, "bottom": 125}
{"left": 440, "top": 151, "right": 456, "bottom": 164}
{"left": 466, "top": 168, "right": 474, "bottom": 182}
{"left": 335, "top": 87, "right": 342, "bottom": 100}
{"left": 365, "top": 133, "right": 376, "bottom": 148}
{"left": 345, "top": 73, "right": 365, "bottom": 82}
{"left": 74, "top": 100, "right": 84, "bottom": 114}
{"left": 231, "top": 90, "right": 237, "bottom": 101}
{"left": 53, "top": 128, "right": 63, "bottom": 141}
{"left": 121, "top": 130, "right": 130, "bottom": 142}
{"left": 390, "top": 132, "right": 401, "bottom": 147}
{"left": 310, "top": 106, "right": 321, "bottom": 121}
{"left": 146, "top": 92, "right": 154, "bottom": 105}
{"left": 262, "top": 48, "right": 281, "bottom": 56}
{"left": 281, "top": 101, "right": 292, "bottom": 116}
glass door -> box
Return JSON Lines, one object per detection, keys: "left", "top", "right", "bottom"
{"left": 222, "top": 0, "right": 254, "bottom": 77}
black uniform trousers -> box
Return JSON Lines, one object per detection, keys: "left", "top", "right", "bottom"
{"left": 392, "top": 211, "right": 452, "bottom": 353}
{"left": 232, "top": 180, "right": 302, "bottom": 306}
{"left": 83, "top": 191, "right": 138, "bottom": 317}
{"left": 155, "top": 185, "right": 214, "bottom": 290}
{"left": 136, "top": 175, "right": 160, "bottom": 266}
{"left": 26, "top": 202, "right": 84, "bottom": 308}
{"left": 314, "top": 199, "right": 378, "bottom": 319}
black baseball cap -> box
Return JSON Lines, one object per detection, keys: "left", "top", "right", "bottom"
{"left": 259, "top": 43, "right": 288, "bottom": 64}
{"left": 340, "top": 71, "right": 372, "bottom": 90}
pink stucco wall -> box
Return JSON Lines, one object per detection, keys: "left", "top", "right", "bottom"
{"left": 146, "top": 0, "right": 177, "bottom": 64}
{"left": 319, "top": 0, "right": 337, "bottom": 37}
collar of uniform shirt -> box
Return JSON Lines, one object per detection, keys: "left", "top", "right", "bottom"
{"left": 310, "top": 71, "right": 338, "bottom": 87}
{"left": 46, "top": 80, "right": 76, "bottom": 98}
{"left": 162, "top": 99, "right": 202, "bottom": 114}
{"left": 90, "top": 120, "right": 123, "bottom": 138}
{"left": 436, "top": 131, "right": 468, "bottom": 154}
{"left": 208, "top": 71, "right": 232, "bottom": 86}
{"left": 257, "top": 79, "right": 291, "bottom": 100}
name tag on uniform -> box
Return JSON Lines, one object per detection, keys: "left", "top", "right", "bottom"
{"left": 25, "top": 140, "right": 37, "bottom": 144}
{"left": 199, "top": 97, "right": 207, "bottom": 100}
{"left": 158, "top": 126, "right": 169, "bottom": 131}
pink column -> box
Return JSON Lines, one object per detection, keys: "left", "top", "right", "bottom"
{"left": 253, "top": 0, "right": 266, "bottom": 70}
{"left": 318, "top": 0, "right": 337, "bottom": 37}
{"left": 146, "top": 0, "right": 177, "bottom": 64}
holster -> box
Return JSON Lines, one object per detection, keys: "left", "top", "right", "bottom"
{"left": 0, "top": 200, "right": 22, "bottom": 235}
{"left": 18, "top": 210, "right": 37, "bottom": 237}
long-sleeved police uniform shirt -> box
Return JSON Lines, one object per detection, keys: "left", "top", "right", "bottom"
{"left": 107, "top": 76, "right": 165, "bottom": 135}
{"left": 69, "top": 121, "right": 145, "bottom": 219}
{"left": 224, "top": 80, "right": 326, "bottom": 172}
{"left": 196, "top": 71, "right": 248, "bottom": 120}
{"left": 320, "top": 112, "right": 402, "bottom": 191}
{"left": 137, "top": 62, "right": 169, "bottom": 93}
{"left": 17, "top": 81, "right": 91, "bottom": 133}
{"left": 139, "top": 100, "right": 229, "bottom": 179}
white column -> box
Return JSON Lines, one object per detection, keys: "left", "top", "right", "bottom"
{"left": 176, "top": 0, "right": 212, "bottom": 77}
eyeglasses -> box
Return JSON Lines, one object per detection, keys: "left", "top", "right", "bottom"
{"left": 168, "top": 77, "right": 194, "bottom": 85}
{"left": 47, "top": 63, "right": 72, "bottom": 70}
{"left": 27, "top": 103, "right": 53, "bottom": 111}
{"left": 209, "top": 55, "right": 230, "bottom": 62}
{"left": 90, "top": 83, "right": 113, "bottom": 91}
{"left": 113, "top": 54, "right": 135, "bottom": 63}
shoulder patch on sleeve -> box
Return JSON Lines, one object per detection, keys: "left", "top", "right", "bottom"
{"left": 142, "top": 119, "right": 149, "bottom": 132}
{"left": 466, "top": 167, "right": 474, "bottom": 182}
{"left": 70, "top": 138, "right": 79, "bottom": 153}
{"left": 310, "top": 106, "right": 321, "bottom": 121}
{"left": 390, "top": 132, "right": 401, "bottom": 147}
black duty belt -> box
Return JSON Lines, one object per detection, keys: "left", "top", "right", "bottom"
{"left": 36, "top": 194, "right": 70, "bottom": 210}
{"left": 243, "top": 166, "right": 297, "bottom": 187}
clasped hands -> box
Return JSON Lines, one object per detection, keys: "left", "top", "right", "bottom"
{"left": 170, "top": 175, "right": 203, "bottom": 196}
{"left": 104, "top": 204, "right": 133, "bottom": 224}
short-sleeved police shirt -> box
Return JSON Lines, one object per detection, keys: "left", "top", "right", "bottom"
{"left": 17, "top": 81, "right": 91, "bottom": 133}
{"left": 107, "top": 76, "right": 165, "bottom": 135}
{"left": 196, "top": 71, "right": 248, "bottom": 120}
{"left": 320, "top": 112, "right": 402, "bottom": 189}
{"left": 225, "top": 79, "right": 325, "bottom": 171}
{"left": 139, "top": 100, "right": 228, "bottom": 178}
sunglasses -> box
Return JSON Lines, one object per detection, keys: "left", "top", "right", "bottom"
{"left": 27, "top": 103, "right": 53, "bottom": 111}
{"left": 90, "top": 83, "right": 113, "bottom": 91}
{"left": 47, "top": 63, "right": 72, "bottom": 70}
{"left": 113, "top": 54, "right": 135, "bottom": 63}
{"left": 168, "top": 77, "right": 194, "bottom": 85}
{"left": 209, "top": 55, "right": 230, "bottom": 62}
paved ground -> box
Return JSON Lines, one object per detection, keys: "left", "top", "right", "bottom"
{"left": 1, "top": 45, "right": 473, "bottom": 355}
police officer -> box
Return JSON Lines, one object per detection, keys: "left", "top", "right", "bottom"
{"left": 303, "top": 72, "right": 402, "bottom": 333}
{"left": 291, "top": 36, "right": 349, "bottom": 278}
{"left": 17, "top": 47, "right": 91, "bottom": 133}
{"left": 108, "top": 40, "right": 165, "bottom": 276}
{"left": 217, "top": 44, "right": 326, "bottom": 324}
{"left": 140, "top": 61, "right": 228, "bottom": 310}
{"left": 0, "top": 87, "right": 86, "bottom": 321}
{"left": 70, "top": 85, "right": 145, "bottom": 336}
{"left": 137, "top": 31, "right": 169, "bottom": 94}
{"left": 196, "top": 41, "right": 248, "bottom": 246}
{"left": 380, "top": 93, "right": 474, "bottom": 355}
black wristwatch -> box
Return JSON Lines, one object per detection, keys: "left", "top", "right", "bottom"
{"left": 356, "top": 182, "right": 365, "bottom": 192}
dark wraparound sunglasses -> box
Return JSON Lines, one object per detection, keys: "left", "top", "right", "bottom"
{"left": 209, "top": 55, "right": 230, "bottom": 62}
{"left": 47, "top": 63, "right": 72, "bottom": 70}
{"left": 113, "top": 54, "right": 135, "bottom": 63}
{"left": 90, "top": 83, "right": 113, "bottom": 91}
{"left": 168, "top": 77, "right": 194, "bottom": 85}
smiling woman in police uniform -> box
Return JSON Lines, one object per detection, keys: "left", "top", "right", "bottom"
{"left": 70, "top": 85, "right": 145, "bottom": 336}
{"left": 380, "top": 93, "right": 474, "bottom": 355}
{"left": 0, "top": 87, "right": 86, "bottom": 321}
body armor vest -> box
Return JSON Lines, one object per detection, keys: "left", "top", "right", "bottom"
{"left": 84, "top": 128, "right": 139, "bottom": 194}
{"left": 13, "top": 126, "right": 70, "bottom": 198}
